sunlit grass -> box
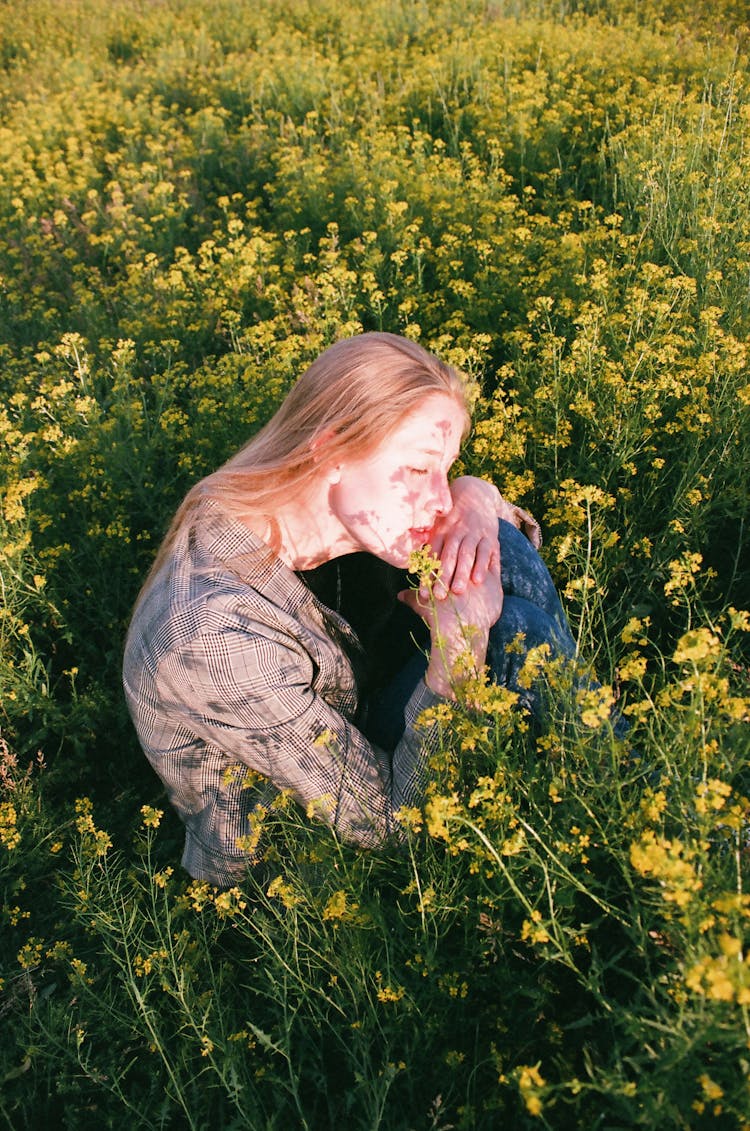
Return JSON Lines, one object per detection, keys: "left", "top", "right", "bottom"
{"left": 1, "top": 0, "right": 749, "bottom": 1126}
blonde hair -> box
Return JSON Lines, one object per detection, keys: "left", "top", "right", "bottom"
{"left": 143, "top": 332, "right": 472, "bottom": 586}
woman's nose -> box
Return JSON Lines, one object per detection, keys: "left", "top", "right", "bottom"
{"left": 432, "top": 475, "right": 453, "bottom": 516}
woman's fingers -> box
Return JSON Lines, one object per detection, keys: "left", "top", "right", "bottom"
{"left": 430, "top": 532, "right": 500, "bottom": 597}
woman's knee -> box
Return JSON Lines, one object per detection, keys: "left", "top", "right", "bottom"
{"left": 498, "top": 520, "right": 573, "bottom": 640}
{"left": 489, "top": 595, "right": 574, "bottom": 661}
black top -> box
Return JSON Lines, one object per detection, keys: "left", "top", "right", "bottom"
{"left": 298, "top": 554, "right": 428, "bottom": 692}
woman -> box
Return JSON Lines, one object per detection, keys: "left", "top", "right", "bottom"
{"left": 123, "top": 332, "right": 577, "bottom": 887}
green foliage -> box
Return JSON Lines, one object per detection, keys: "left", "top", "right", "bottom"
{"left": 1, "top": 0, "right": 749, "bottom": 1127}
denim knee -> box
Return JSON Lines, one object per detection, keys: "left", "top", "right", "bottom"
{"left": 487, "top": 595, "right": 575, "bottom": 719}
{"left": 498, "top": 520, "right": 574, "bottom": 647}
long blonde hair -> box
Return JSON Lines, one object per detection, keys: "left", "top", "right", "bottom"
{"left": 143, "top": 332, "right": 472, "bottom": 587}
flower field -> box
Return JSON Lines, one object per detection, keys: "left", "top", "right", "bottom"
{"left": 1, "top": 0, "right": 749, "bottom": 1126}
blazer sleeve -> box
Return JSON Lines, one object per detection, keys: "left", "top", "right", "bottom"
{"left": 153, "top": 605, "right": 445, "bottom": 848}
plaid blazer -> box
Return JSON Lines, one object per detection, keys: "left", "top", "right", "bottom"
{"left": 123, "top": 500, "right": 444, "bottom": 887}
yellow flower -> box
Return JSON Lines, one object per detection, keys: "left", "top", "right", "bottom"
{"left": 140, "top": 805, "right": 164, "bottom": 829}
{"left": 236, "top": 803, "right": 268, "bottom": 856}
{"left": 640, "top": 789, "right": 667, "bottom": 822}
{"left": 577, "top": 685, "right": 615, "bottom": 728}
{"left": 425, "top": 793, "right": 461, "bottom": 842}
{"left": 17, "top": 938, "right": 43, "bottom": 970}
{"left": 694, "top": 779, "right": 732, "bottom": 815}
{"left": 685, "top": 954, "right": 740, "bottom": 1003}
{"left": 501, "top": 829, "right": 526, "bottom": 856}
{"left": 664, "top": 553, "right": 703, "bottom": 602}
{"left": 699, "top": 1074, "right": 724, "bottom": 1101}
{"left": 395, "top": 806, "right": 424, "bottom": 833}
{"left": 728, "top": 607, "right": 750, "bottom": 632}
{"left": 2, "top": 477, "right": 39, "bottom": 523}
{"left": 45, "top": 940, "right": 72, "bottom": 961}
{"left": 521, "top": 910, "right": 551, "bottom": 945}
{"left": 153, "top": 867, "right": 174, "bottom": 890}
{"left": 322, "top": 889, "right": 356, "bottom": 922}
{"left": 717, "top": 933, "right": 742, "bottom": 958}
{"left": 184, "top": 880, "right": 214, "bottom": 912}
{"left": 517, "top": 642, "right": 551, "bottom": 690}
{"left": 0, "top": 803, "right": 21, "bottom": 850}
{"left": 375, "top": 971, "right": 406, "bottom": 1003}
{"left": 672, "top": 628, "right": 721, "bottom": 666}
{"left": 70, "top": 958, "right": 90, "bottom": 982}
{"left": 407, "top": 545, "right": 443, "bottom": 587}
{"left": 618, "top": 653, "right": 647, "bottom": 682}
{"left": 75, "top": 797, "right": 112, "bottom": 855}
{"left": 518, "top": 1063, "right": 546, "bottom": 1116}
{"left": 213, "top": 887, "right": 247, "bottom": 917}
{"left": 267, "top": 875, "right": 302, "bottom": 910}
{"left": 630, "top": 830, "right": 700, "bottom": 908}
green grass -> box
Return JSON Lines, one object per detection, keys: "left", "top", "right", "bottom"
{"left": 1, "top": 0, "right": 749, "bottom": 1126}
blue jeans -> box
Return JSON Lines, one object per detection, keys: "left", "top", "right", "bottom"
{"left": 365, "top": 519, "right": 617, "bottom": 749}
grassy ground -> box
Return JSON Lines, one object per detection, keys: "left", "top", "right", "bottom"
{"left": 1, "top": 1, "right": 749, "bottom": 1126}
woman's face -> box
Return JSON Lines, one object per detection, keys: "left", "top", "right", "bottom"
{"left": 329, "top": 393, "right": 466, "bottom": 567}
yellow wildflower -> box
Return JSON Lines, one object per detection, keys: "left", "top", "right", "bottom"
{"left": 577, "top": 685, "right": 615, "bottom": 728}
{"left": 375, "top": 971, "right": 406, "bottom": 1003}
{"left": 672, "top": 628, "right": 721, "bottom": 666}
{"left": 322, "top": 889, "right": 357, "bottom": 922}
{"left": 518, "top": 1063, "right": 546, "bottom": 1117}
{"left": 267, "top": 875, "right": 302, "bottom": 910}
{"left": 425, "top": 793, "right": 461, "bottom": 842}
{"left": 699, "top": 1074, "right": 723, "bottom": 1101}
{"left": 630, "top": 830, "right": 700, "bottom": 908}
{"left": 17, "top": 938, "right": 43, "bottom": 970}
{"left": 140, "top": 805, "right": 164, "bottom": 828}
{"left": 213, "top": 887, "right": 247, "bottom": 917}
{"left": 0, "top": 803, "right": 21, "bottom": 850}
{"left": 521, "top": 910, "right": 551, "bottom": 945}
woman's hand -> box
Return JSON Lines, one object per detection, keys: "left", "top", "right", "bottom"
{"left": 426, "top": 476, "right": 501, "bottom": 599}
{"left": 399, "top": 552, "right": 504, "bottom": 699}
